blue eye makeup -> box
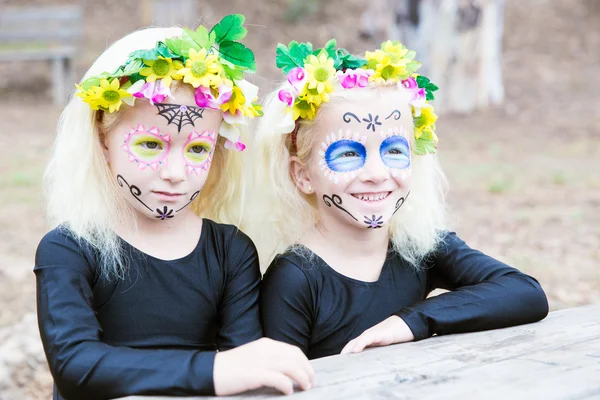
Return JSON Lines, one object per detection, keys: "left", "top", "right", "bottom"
{"left": 325, "top": 140, "right": 367, "bottom": 172}
{"left": 380, "top": 136, "right": 410, "bottom": 170}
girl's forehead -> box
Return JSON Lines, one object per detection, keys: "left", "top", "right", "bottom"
{"left": 315, "top": 95, "right": 413, "bottom": 140}
{"left": 116, "top": 99, "right": 222, "bottom": 139}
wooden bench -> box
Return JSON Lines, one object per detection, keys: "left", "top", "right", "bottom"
{"left": 122, "top": 304, "right": 600, "bottom": 399}
{"left": 0, "top": 5, "right": 83, "bottom": 105}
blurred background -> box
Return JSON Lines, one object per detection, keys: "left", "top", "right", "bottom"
{"left": 0, "top": 0, "right": 598, "bottom": 398}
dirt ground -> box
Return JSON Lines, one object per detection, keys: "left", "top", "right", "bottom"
{"left": 0, "top": 0, "right": 598, "bottom": 398}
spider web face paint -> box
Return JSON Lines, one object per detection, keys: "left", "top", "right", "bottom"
{"left": 319, "top": 129, "right": 367, "bottom": 184}
{"left": 122, "top": 124, "right": 170, "bottom": 171}
{"left": 380, "top": 127, "right": 411, "bottom": 176}
{"left": 155, "top": 103, "right": 205, "bottom": 133}
{"left": 183, "top": 130, "right": 217, "bottom": 175}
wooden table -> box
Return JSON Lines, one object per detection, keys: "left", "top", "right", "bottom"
{"left": 124, "top": 304, "right": 600, "bottom": 399}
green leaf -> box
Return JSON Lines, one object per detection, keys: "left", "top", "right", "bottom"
{"left": 80, "top": 77, "right": 102, "bottom": 90}
{"left": 339, "top": 49, "right": 367, "bottom": 70}
{"left": 405, "top": 50, "right": 416, "bottom": 60}
{"left": 120, "top": 59, "right": 145, "bottom": 76}
{"left": 416, "top": 75, "right": 431, "bottom": 87}
{"left": 128, "top": 48, "right": 160, "bottom": 61}
{"left": 156, "top": 42, "right": 179, "bottom": 59}
{"left": 165, "top": 36, "right": 199, "bottom": 58}
{"left": 414, "top": 137, "right": 437, "bottom": 155}
{"left": 211, "top": 14, "right": 248, "bottom": 44}
{"left": 222, "top": 63, "right": 245, "bottom": 80}
{"left": 185, "top": 26, "right": 214, "bottom": 49}
{"left": 276, "top": 41, "right": 311, "bottom": 73}
{"left": 218, "top": 41, "right": 256, "bottom": 72}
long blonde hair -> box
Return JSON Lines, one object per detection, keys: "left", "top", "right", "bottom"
{"left": 45, "top": 27, "right": 246, "bottom": 279}
{"left": 246, "top": 83, "right": 448, "bottom": 271}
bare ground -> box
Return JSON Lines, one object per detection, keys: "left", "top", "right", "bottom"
{"left": 0, "top": 0, "right": 598, "bottom": 398}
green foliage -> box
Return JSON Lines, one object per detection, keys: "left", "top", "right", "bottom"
{"left": 211, "top": 14, "right": 248, "bottom": 44}
{"left": 416, "top": 75, "right": 439, "bottom": 101}
{"left": 218, "top": 41, "right": 256, "bottom": 72}
{"left": 413, "top": 137, "right": 437, "bottom": 155}
{"left": 276, "top": 41, "right": 313, "bottom": 73}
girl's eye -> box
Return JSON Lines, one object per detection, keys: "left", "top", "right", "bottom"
{"left": 140, "top": 141, "right": 162, "bottom": 150}
{"left": 388, "top": 148, "right": 403, "bottom": 155}
{"left": 340, "top": 151, "right": 359, "bottom": 158}
{"left": 189, "top": 145, "right": 207, "bottom": 154}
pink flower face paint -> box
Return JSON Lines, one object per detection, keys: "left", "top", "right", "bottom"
{"left": 121, "top": 124, "right": 170, "bottom": 170}
{"left": 183, "top": 130, "right": 217, "bottom": 175}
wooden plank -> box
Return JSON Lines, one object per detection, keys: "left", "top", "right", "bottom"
{"left": 120, "top": 304, "right": 600, "bottom": 400}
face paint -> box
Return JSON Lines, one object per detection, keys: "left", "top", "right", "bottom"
{"left": 155, "top": 206, "right": 174, "bottom": 220}
{"left": 380, "top": 127, "right": 411, "bottom": 176}
{"left": 155, "top": 103, "right": 205, "bottom": 133}
{"left": 385, "top": 110, "right": 401, "bottom": 121}
{"left": 361, "top": 113, "right": 382, "bottom": 132}
{"left": 322, "top": 194, "right": 358, "bottom": 221}
{"left": 319, "top": 129, "right": 367, "bottom": 184}
{"left": 363, "top": 214, "right": 384, "bottom": 229}
{"left": 116, "top": 174, "right": 153, "bottom": 212}
{"left": 183, "top": 130, "right": 216, "bottom": 175}
{"left": 122, "top": 124, "right": 170, "bottom": 170}
{"left": 391, "top": 191, "right": 410, "bottom": 216}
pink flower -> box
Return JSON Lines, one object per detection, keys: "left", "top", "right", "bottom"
{"left": 278, "top": 89, "right": 294, "bottom": 106}
{"left": 132, "top": 80, "right": 173, "bottom": 105}
{"left": 224, "top": 139, "right": 246, "bottom": 152}
{"left": 287, "top": 67, "right": 307, "bottom": 92}
{"left": 401, "top": 77, "right": 418, "bottom": 90}
{"left": 195, "top": 84, "right": 233, "bottom": 109}
{"left": 337, "top": 69, "right": 373, "bottom": 89}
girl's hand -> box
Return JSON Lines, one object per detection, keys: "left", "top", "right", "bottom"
{"left": 213, "top": 337, "right": 315, "bottom": 396}
{"left": 340, "top": 316, "right": 415, "bottom": 355}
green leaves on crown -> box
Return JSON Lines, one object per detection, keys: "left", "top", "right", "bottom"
{"left": 276, "top": 39, "right": 367, "bottom": 74}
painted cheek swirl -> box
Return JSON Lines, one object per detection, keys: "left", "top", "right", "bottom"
{"left": 380, "top": 127, "right": 411, "bottom": 176}
{"left": 183, "top": 130, "right": 216, "bottom": 175}
{"left": 319, "top": 129, "right": 367, "bottom": 184}
{"left": 122, "top": 124, "right": 170, "bottom": 170}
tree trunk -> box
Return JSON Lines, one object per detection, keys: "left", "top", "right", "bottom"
{"left": 360, "top": 0, "right": 505, "bottom": 115}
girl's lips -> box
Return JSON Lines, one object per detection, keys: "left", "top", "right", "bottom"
{"left": 152, "top": 191, "right": 185, "bottom": 201}
{"left": 351, "top": 191, "right": 392, "bottom": 202}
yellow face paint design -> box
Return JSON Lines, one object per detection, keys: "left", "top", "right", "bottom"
{"left": 183, "top": 130, "right": 217, "bottom": 175}
{"left": 122, "top": 124, "right": 170, "bottom": 170}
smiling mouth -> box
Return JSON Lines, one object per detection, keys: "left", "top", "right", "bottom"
{"left": 351, "top": 191, "right": 391, "bottom": 202}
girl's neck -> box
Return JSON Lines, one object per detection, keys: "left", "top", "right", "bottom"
{"left": 301, "top": 217, "right": 390, "bottom": 282}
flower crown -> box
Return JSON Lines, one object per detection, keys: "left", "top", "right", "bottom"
{"left": 275, "top": 39, "right": 439, "bottom": 155}
{"left": 75, "top": 14, "right": 262, "bottom": 151}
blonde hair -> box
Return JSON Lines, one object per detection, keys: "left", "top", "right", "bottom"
{"left": 45, "top": 27, "right": 246, "bottom": 279}
{"left": 247, "top": 83, "right": 448, "bottom": 271}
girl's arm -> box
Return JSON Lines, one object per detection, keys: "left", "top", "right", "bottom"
{"left": 395, "top": 231, "right": 549, "bottom": 340}
{"left": 260, "top": 257, "right": 314, "bottom": 355}
{"left": 216, "top": 230, "right": 263, "bottom": 350}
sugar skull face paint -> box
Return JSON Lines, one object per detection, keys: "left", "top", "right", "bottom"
{"left": 380, "top": 127, "right": 411, "bottom": 174}
{"left": 105, "top": 90, "right": 224, "bottom": 223}
{"left": 183, "top": 130, "right": 217, "bottom": 175}
{"left": 303, "top": 91, "right": 414, "bottom": 231}
{"left": 122, "top": 124, "right": 170, "bottom": 170}
{"left": 319, "top": 129, "right": 367, "bottom": 184}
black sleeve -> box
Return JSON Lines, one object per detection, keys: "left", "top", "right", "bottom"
{"left": 34, "top": 229, "right": 216, "bottom": 400}
{"left": 216, "top": 229, "right": 263, "bottom": 350}
{"left": 260, "top": 257, "right": 314, "bottom": 355}
{"left": 395, "top": 232, "right": 549, "bottom": 341}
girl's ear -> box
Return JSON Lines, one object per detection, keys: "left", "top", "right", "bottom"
{"left": 289, "top": 155, "right": 313, "bottom": 194}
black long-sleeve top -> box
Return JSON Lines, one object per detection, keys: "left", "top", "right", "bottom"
{"left": 34, "top": 219, "right": 262, "bottom": 400}
{"left": 261, "top": 232, "right": 548, "bottom": 360}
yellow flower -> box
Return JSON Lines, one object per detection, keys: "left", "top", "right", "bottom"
{"left": 221, "top": 86, "right": 246, "bottom": 115}
{"left": 371, "top": 55, "right": 404, "bottom": 83}
{"left": 364, "top": 50, "right": 386, "bottom": 71}
{"left": 178, "top": 48, "right": 222, "bottom": 88}
{"left": 140, "top": 56, "right": 184, "bottom": 87}
{"left": 75, "top": 84, "right": 103, "bottom": 110}
{"left": 247, "top": 103, "right": 263, "bottom": 117}
{"left": 300, "top": 84, "right": 332, "bottom": 106}
{"left": 413, "top": 105, "right": 438, "bottom": 139}
{"left": 381, "top": 40, "right": 409, "bottom": 66}
{"left": 80, "top": 79, "right": 131, "bottom": 113}
{"left": 291, "top": 97, "right": 316, "bottom": 120}
{"left": 304, "top": 53, "right": 335, "bottom": 94}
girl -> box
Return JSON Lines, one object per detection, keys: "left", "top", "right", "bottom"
{"left": 252, "top": 39, "right": 549, "bottom": 360}
{"left": 35, "top": 17, "right": 313, "bottom": 400}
